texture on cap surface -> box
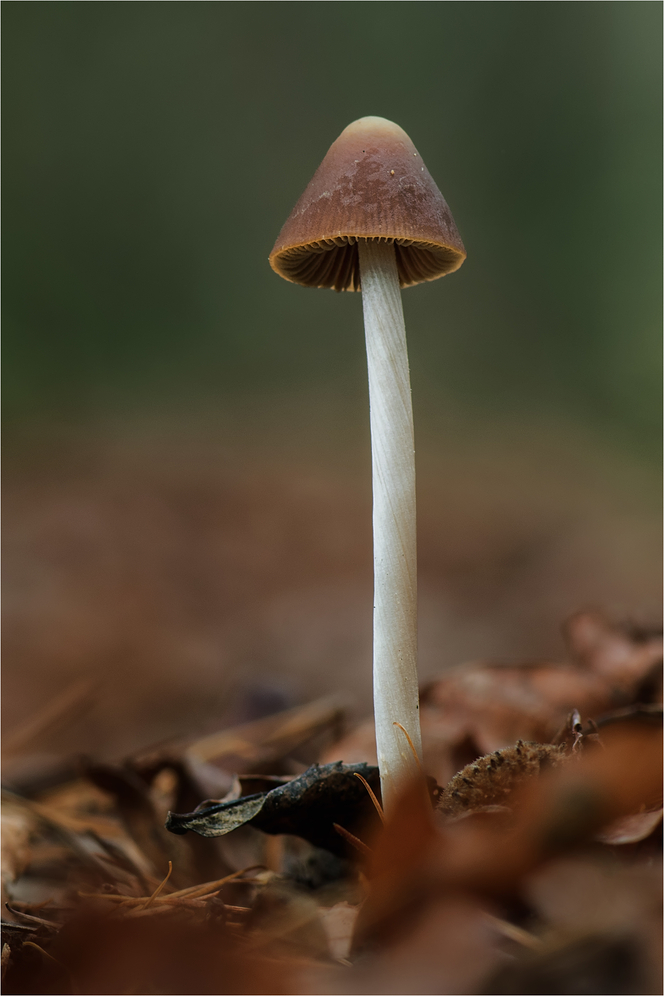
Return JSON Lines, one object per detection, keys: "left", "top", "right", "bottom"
{"left": 269, "top": 117, "right": 466, "bottom": 292}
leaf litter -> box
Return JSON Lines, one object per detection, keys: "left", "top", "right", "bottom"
{"left": 1, "top": 612, "right": 661, "bottom": 994}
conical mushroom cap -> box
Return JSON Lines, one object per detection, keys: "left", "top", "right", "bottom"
{"left": 269, "top": 116, "right": 466, "bottom": 292}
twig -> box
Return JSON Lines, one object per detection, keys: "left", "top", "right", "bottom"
{"left": 5, "top": 905, "right": 60, "bottom": 931}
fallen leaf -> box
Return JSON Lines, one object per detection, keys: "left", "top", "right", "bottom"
{"left": 166, "top": 762, "right": 382, "bottom": 857}
{"left": 595, "top": 808, "right": 663, "bottom": 845}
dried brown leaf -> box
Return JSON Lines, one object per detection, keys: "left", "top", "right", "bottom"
{"left": 595, "top": 808, "right": 663, "bottom": 845}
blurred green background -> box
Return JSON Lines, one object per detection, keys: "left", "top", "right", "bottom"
{"left": 3, "top": 1, "right": 662, "bottom": 450}
{"left": 2, "top": 3, "right": 662, "bottom": 761}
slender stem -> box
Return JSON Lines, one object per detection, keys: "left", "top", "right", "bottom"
{"left": 359, "top": 239, "right": 423, "bottom": 814}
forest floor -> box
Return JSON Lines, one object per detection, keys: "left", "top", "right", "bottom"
{"left": 2, "top": 422, "right": 662, "bottom": 994}
{"left": 2, "top": 610, "right": 661, "bottom": 994}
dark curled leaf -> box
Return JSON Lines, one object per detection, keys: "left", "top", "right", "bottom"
{"left": 166, "top": 793, "right": 267, "bottom": 837}
{"left": 165, "top": 762, "right": 381, "bottom": 857}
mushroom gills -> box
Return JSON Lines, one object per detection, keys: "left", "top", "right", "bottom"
{"left": 276, "top": 237, "right": 463, "bottom": 292}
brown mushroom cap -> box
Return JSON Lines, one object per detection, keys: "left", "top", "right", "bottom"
{"left": 269, "top": 116, "right": 466, "bottom": 292}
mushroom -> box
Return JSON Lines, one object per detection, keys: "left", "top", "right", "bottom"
{"left": 269, "top": 116, "right": 466, "bottom": 812}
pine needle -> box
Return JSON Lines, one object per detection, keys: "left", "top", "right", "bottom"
{"left": 393, "top": 721, "right": 425, "bottom": 777}
{"left": 142, "top": 860, "right": 173, "bottom": 909}
{"left": 354, "top": 772, "right": 385, "bottom": 824}
{"left": 333, "top": 822, "right": 372, "bottom": 857}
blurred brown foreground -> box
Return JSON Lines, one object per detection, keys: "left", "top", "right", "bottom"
{"left": 1, "top": 609, "right": 661, "bottom": 993}
{"left": 1, "top": 412, "right": 662, "bottom": 993}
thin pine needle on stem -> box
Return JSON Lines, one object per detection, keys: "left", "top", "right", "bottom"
{"left": 354, "top": 772, "right": 385, "bottom": 824}
{"left": 393, "top": 722, "right": 425, "bottom": 777}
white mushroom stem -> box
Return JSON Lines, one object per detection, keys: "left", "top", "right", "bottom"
{"left": 359, "top": 238, "right": 423, "bottom": 815}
